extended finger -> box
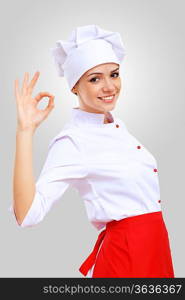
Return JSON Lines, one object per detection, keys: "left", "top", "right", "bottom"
{"left": 35, "top": 92, "right": 54, "bottom": 102}
{"left": 27, "top": 71, "right": 40, "bottom": 94}
{"left": 14, "top": 79, "right": 20, "bottom": 100}
{"left": 21, "top": 72, "right": 29, "bottom": 95}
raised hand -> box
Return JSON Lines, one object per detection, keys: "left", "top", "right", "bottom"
{"left": 15, "top": 71, "right": 55, "bottom": 133}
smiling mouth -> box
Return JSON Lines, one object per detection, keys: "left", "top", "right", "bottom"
{"left": 98, "top": 94, "right": 115, "bottom": 103}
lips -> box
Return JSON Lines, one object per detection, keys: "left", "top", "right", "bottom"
{"left": 98, "top": 94, "right": 115, "bottom": 103}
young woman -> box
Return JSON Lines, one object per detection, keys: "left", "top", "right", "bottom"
{"left": 11, "top": 24, "right": 175, "bottom": 278}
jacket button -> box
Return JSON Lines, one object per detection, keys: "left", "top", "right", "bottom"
{"left": 158, "top": 200, "right": 161, "bottom": 203}
{"left": 137, "top": 145, "right": 141, "bottom": 149}
{"left": 116, "top": 124, "right": 119, "bottom": 128}
{"left": 153, "top": 168, "right": 158, "bottom": 172}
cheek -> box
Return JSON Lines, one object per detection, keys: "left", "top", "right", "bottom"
{"left": 117, "top": 78, "right": 121, "bottom": 88}
{"left": 80, "top": 87, "right": 98, "bottom": 102}
{"left": 79, "top": 84, "right": 93, "bottom": 97}
{"left": 87, "top": 86, "right": 99, "bottom": 97}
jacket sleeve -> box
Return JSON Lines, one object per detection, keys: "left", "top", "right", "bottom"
{"left": 9, "top": 132, "right": 88, "bottom": 228}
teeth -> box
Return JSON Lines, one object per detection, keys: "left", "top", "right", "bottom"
{"left": 100, "top": 96, "right": 114, "bottom": 100}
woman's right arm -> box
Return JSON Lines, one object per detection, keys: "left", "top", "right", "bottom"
{"left": 13, "top": 129, "right": 35, "bottom": 225}
{"left": 13, "top": 71, "right": 55, "bottom": 225}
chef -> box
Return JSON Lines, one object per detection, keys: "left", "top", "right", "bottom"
{"left": 10, "top": 24, "right": 175, "bottom": 278}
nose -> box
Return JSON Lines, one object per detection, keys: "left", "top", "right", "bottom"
{"left": 102, "top": 78, "right": 116, "bottom": 93}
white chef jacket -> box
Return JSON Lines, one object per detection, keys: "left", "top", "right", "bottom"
{"left": 10, "top": 107, "right": 161, "bottom": 230}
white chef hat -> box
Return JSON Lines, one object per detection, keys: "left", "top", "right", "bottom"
{"left": 50, "top": 24, "right": 126, "bottom": 91}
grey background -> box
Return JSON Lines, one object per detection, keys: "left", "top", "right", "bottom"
{"left": 0, "top": 0, "right": 184, "bottom": 277}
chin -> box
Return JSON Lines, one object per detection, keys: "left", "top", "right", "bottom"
{"left": 102, "top": 101, "right": 116, "bottom": 109}
{"left": 92, "top": 98, "right": 117, "bottom": 113}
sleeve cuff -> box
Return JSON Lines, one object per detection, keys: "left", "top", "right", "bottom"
{"left": 9, "top": 192, "right": 44, "bottom": 228}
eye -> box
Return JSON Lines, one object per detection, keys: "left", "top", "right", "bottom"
{"left": 89, "top": 77, "right": 99, "bottom": 83}
{"left": 112, "top": 72, "right": 119, "bottom": 78}
{"left": 89, "top": 72, "right": 119, "bottom": 83}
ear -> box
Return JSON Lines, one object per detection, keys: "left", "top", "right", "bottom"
{"left": 71, "top": 87, "right": 78, "bottom": 96}
{"left": 72, "top": 83, "right": 78, "bottom": 95}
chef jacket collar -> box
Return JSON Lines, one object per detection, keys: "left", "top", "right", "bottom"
{"left": 70, "top": 107, "right": 115, "bottom": 127}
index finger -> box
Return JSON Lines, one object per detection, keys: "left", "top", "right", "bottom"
{"left": 27, "top": 71, "right": 40, "bottom": 93}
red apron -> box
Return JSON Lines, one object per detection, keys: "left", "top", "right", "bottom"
{"left": 79, "top": 211, "right": 175, "bottom": 278}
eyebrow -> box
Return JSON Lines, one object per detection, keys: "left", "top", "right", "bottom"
{"left": 87, "top": 67, "right": 119, "bottom": 77}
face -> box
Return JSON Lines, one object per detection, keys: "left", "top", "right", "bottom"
{"left": 71, "top": 63, "right": 121, "bottom": 114}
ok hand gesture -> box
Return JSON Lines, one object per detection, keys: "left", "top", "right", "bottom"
{"left": 15, "top": 71, "right": 55, "bottom": 133}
